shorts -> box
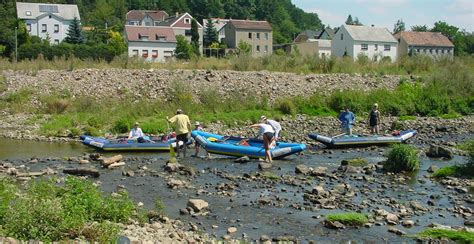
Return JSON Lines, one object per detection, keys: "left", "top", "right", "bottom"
{"left": 263, "top": 132, "right": 274, "bottom": 141}
{"left": 177, "top": 133, "right": 188, "bottom": 143}
{"left": 369, "top": 120, "right": 378, "bottom": 127}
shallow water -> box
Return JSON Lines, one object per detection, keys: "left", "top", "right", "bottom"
{"left": 1, "top": 138, "right": 472, "bottom": 242}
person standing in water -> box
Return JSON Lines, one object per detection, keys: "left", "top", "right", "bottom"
{"left": 338, "top": 106, "right": 356, "bottom": 135}
{"left": 367, "top": 103, "right": 381, "bottom": 134}
{"left": 167, "top": 109, "right": 191, "bottom": 158}
{"left": 249, "top": 123, "right": 275, "bottom": 163}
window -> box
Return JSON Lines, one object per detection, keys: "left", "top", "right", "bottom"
{"left": 139, "top": 34, "right": 149, "bottom": 41}
{"left": 184, "top": 18, "right": 191, "bottom": 24}
{"left": 384, "top": 45, "right": 390, "bottom": 51}
{"left": 361, "top": 44, "right": 368, "bottom": 51}
{"left": 429, "top": 48, "right": 432, "bottom": 53}
{"left": 154, "top": 21, "right": 159, "bottom": 26}
{"left": 152, "top": 50, "right": 158, "bottom": 58}
{"left": 341, "top": 33, "right": 343, "bottom": 40}
{"left": 435, "top": 49, "right": 439, "bottom": 54}
{"left": 49, "top": 15, "right": 52, "bottom": 19}
{"left": 256, "top": 45, "right": 260, "bottom": 52}
{"left": 142, "top": 50, "right": 148, "bottom": 58}
{"left": 417, "top": 48, "right": 420, "bottom": 53}
{"left": 42, "top": 24, "right": 47, "bottom": 32}
{"left": 54, "top": 24, "right": 59, "bottom": 33}
{"left": 54, "top": 39, "right": 59, "bottom": 45}
{"left": 265, "top": 33, "right": 269, "bottom": 40}
{"left": 164, "top": 51, "right": 173, "bottom": 57}
{"left": 248, "top": 32, "right": 252, "bottom": 39}
{"left": 26, "top": 11, "right": 31, "bottom": 16}
{"left": 256, "top": 33, "right": 260, "bottom": 39}
{"left": 132, "top": 49, "right": 139, "bottom": 57}
{"left": 374, "top": 44, "right": 378, "bottom": 51}
{"left": 265, "top": 45, "right": 268, "bottom": 52}
{"left": 220, "top": 29, "right": 224, "bottom": 35}
{"left": 27, "top": 23, "right": 31, "bottom": 32}
{"left": 441, "top": 49, "right": 445, "bottom": 54}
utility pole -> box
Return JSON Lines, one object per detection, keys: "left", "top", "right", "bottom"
{"left": 15, "top": 27, "right": 18, "bottom": 62}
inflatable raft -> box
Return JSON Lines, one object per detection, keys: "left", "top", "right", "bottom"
{"left": 308, "top": 130, "right": 417, "bottom": 148}
{"left": 79, "top": 135, "right": 188, "bottom": 151}
{"left": 191, "top": 130, "right": 306, "bottom": 159}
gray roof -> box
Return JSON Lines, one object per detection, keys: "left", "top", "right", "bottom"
{"left": 16, "top": 2, "right": 80, "bottom": 20}
{"left": 343, "top": 25, "right": 397, "bottom": 43}
{"left": 319, "top": 27, "right": 335, "bottom": 38}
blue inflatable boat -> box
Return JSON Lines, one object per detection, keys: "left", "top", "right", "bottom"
{"left": 79, "top": 135, "right": 188, "bottom": 151}
{"left": 191, "top": 130, "right": 306, "bottom": 159}
{"left": 308, "top": 130, "right": 417, "bottom": 148}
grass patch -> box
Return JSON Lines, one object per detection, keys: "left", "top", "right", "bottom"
{"left": 432, "top": 165, "right": 459, "bottom": 178}
{"left": 414, "top": 228, "right": 474, "bottom": 243}
{"left": 342, "top": 158, "right": 368, "bottom": 167}
{"left": 384, "top": 144, "right": 420, "bottom": 173}
{"left": 326, "top": 212, "right": 368, "bottom": 226}
{"left": 0, "top": 176, "right": 145, "bottom": 242}
{"left": 259, "top": 172, "right": 280, "bottom": 181}
{"left": 439, "top": 113, "right": 461, "bottom": 119}
{"left": 399, "top": 115, "right": 417, "bottom": 121}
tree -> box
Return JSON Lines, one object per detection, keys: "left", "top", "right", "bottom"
{"left": 411, "top": 25, "right": 429, "bottom": 32}
{"left": 107, "top": 30, "right": 126, "bottom": 55}
{"left": 65, "top": 17, "right": 84, "bottom": 44}
{"left": 353, "top": 17, "right": 362, "bottom": 26}
{"left": 393, "top": 19, "right": 405, "bottom": 33}
{"left": 345, "top": 15, "right": 354, "bottom": 25}
{"left": 237, "top": 40, "right": 251, "bottom": 55}
{"left": 431, "top": 21, "right": 459, "bottom": 39}
{"left": 175, "top": 35, "right": 192, "bottom": 59}
{"left": 203, "top": 19, "right": 218, "bottom": 47}
{"left": 191, "top": 19, "right": 200, "bottom": 56}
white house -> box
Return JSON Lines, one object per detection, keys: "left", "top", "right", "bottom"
{"left": 332, "top": 25, "right": 398, "bottom": 62}
{"left": 202, "top": 18, "right": 230, "bottom": 43}
{"left": 125, "top": 26, "right": 176, "bottom": 62}
{"left": 126, "top": 10, "right": 169, "bottom": 26}
{"left": 16, "top": 2, "right": 80, "bottom": 45}
{"left": 156, "top": 12, "right": 203, "bottom": 52}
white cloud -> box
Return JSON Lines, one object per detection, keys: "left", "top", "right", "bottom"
{"left": 307, "top": 8, "right": 346, "bottom": 27}
{"left": 355, "top": 0, "right": 408, "bottom": 14}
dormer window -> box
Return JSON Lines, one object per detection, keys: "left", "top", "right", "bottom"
{"left": 139, "top": 34, "right": 149, "bottom": 41}
{"left": 184, "top": 18, "right": 191, "bottom": 24}
{"left": 156, "top": 35, "right": 166, "bottom": 41}
{"left": 26, "top": 11, "right": 31, "bottom": 16}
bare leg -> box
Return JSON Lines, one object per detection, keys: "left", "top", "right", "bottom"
{"left": 175, "top": 140, "right": 180, "bottom": 157}
{"left": 375, "top": 125, "right": 380, "bottom": 134}
{"left": 264, "top": 135, "right": 272, "bottom": 163}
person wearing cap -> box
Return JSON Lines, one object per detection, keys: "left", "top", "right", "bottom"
{"left": 192, "top": 121, "right": 210, "bottom": 158}
{"left": 338, "top": 106, "right": 356, "bottom": 135}
{"left": 128, "top": 122, "right": 145, "bottom": 142}
{"left": 249, "top": 122, "right": 275, "bottom": 163}
{"left": 367, "top": 103, "right": 381, "bottom": 134}
{"left": 261, "top": 115, "right": 282, "bottom": 145}
{"left": 167, "top": 109, "right": 191, "bottom": 158}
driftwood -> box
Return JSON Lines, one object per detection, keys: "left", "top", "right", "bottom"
{"left": 101, "top": 155, "right": 123, "bottom": 167}
{"left": 108, "top": 162, "right": 126, "bottom": 169}
{"left": 63, "top": 168, "right": 100, "bottom": 178}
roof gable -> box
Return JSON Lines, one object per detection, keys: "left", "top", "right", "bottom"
{"left": 395, "top": 31, "right": 454, "bottom": 47}
{"left": 125, "top": 26, "right": 176, "bottom": 42}
{"left": 126, "top": 10, "right": 168, "bottom": 22}
{"left": 229, "top": 20, "right": 272, "bottom": 31}
{"left": 343, "top": 25, "right": 397, "bottom": 43}
{"left": 157, "top": 13, "right": 202, "bottom": 28}
{"left": 16, "top": 2, "right": 80, "bottom": 20}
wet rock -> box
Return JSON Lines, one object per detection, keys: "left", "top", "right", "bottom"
{"left": 337, "top": 165, "right": 359, "bottom": 174}
{"left": 426, "top": 145, "right": 453, "bottom": 159}
{"left": 465, "top": 220, "right": 474, "bottom": 226}
{"left": 29, "top": 158, "right": 39, "bottom": 164}
{"left": 456, "top": 187, "right": 468, "bottom": 194}
{"left": 427, "top": 165, "right": 439, "bottom": 173}
{"left": 258, "top": 162, "right": 272, "bottom": 170}
{"left": 402, "top": 220, "right": 415, "bottom": 227}
{"left": 324, "top": 220, "right": 345, "bottom": 229}
{"left": 122, "top": 170, "right": 134, "bottom": 177}
{"left": 295, "top": 164, "right": 310, "bottom": 175}
{"left": 341, "top": 158, "right": 368, "bottom": 167}
{"left": 310, "top": 166, "right": 327, "bottom": 176}
{"left": 258, "top": 197, "right": 272, "bottom": 205}
{"left": 165, "top": 162, "right": 182, "bottom": 172}
{"left": 260, "top": 235, "right": 270, "bottom": 241}
{"left": 79, "top": 159, "right": 90, "bottom": 164}
{"left": 167, "top": 179, "right": 186, "bottom": 189}
{"left": 409, "top": 201, "right": 427, "bottom": 211}
{"left": 227, "top": 227, "right": 237, "bottom": 234}
{"left": 234, "top": 156, "right": 250, "bottom": 163}
{"left": 312, "top": 185, "right": 328, "bottom": 197}
{"left": 388, "top": 227, "right": 406, "bottom": 235}
{"left": 273, "top": 235, "right": 296, "bottom": 242}
{"left": 187, "top": 199, "right": 209, "bottom": 212}
{"left": 386, "top": 213, "right": 399, "bottom": 224}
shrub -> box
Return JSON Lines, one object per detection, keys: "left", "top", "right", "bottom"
{"left": 326, "top": 212, "right": 368, "bottom": 226}
{"left": 274, "top": 98, "right": 296, "bottom": 116}
{"left": 112, "top": 117, "right": 133, "bottom": 134}
{"left": 432, "top": 166, "right": 458, "bottom": 178}
{"left": 44, "top": 98, "right": 70, "bottom": 114}
{"left": 414, "top": 228, "right": 474, "bottom": 243}
{"left": 384, "top": 144, "right": 420, "bottom": 173}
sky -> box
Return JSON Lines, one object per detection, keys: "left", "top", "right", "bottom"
{"left": 292, "top": 0, "right": 474, "bottom": 32}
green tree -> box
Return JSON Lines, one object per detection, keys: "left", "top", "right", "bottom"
{"left": 203, "top": 19, "right": 218, "bottom": 47}
{"left": 191, "top": 18, "right": 200, "bottom": 56}
{"left": 393, "top": 19, "right": 405, "bottom": 33}
{"left": 175, "top": 35, "right": 192, "bottom": 59}
{"left": 411, "top": 25, "right": 429, "bottom": 32}
{"left": 431, "top": 21, "right": 458, "bottom": 39}
{"left": 345, "top": 14, "right": 354, "bottom": 25}
{"left": 107, "top": 30, "right": 126, "bottom": 55}
{"left": 353, "top": 17, "right": 362, "bottom": 26}
{"left": 237, "top": 40, "right": 251, "bottom": 54}
{"left": 65, "top": 17, "right": 84, "bottom": 44}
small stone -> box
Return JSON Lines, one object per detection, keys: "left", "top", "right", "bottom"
{"left": 402, "top": 220, "right": 415, "bottom": 227}
{"left": 258, "top": 162, "right": 272, "bottom": 170}
{"left": 222, "top": 234, "right": 231, "bottom": 240}
{"left": 388, "top": 227, "right": 406, "bottom": 235}
{"left": 234, "top": 156, "right": 250, "bottom": 163}
{"left": 79, "top": 159, "right": 90, "bottom": 164}
{"left": 324, "top": 220, "right": 345, "bottom": 229}
{"left": 260, "top": 235, "right": 270, "bottom": 241}
{"left": 295, "top": 164, "right": 310, "bottom": 174}
{"left": 227, "top": 227, "right": 238, "bottom": 234}
{"left": 386, "top": 213, "right": 399, "bottom": 223}
{"left": 427, "top": 165, "right": 439, "bottom": 173}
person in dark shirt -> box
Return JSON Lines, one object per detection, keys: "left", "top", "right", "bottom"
{"left": 367, "top": 103, "right": 381, "bottom": 134}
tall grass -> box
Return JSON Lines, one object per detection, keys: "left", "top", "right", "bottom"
{"left": 326, "top": 212, "right": 368, "bottom": 226}
{"left": 384, "top": 144, "right": 420, "bottom": 173}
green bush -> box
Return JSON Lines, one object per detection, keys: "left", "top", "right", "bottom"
{"left": 274, "top": 98, "right": 296, "bottom": 116}
{"left": 432, "top": 166, "right": 458, "bottom": 178}
{"left": 414, "top": 228, "right": 474, "bottom": 243}
{"left": 384, "top": 144, "right": 420, "bottom": 173}
{"left": 112, "top": 117, "right": 133, "bottom": 134}
{"left": 326, "top": 212, "right": 368, "bottom": 226}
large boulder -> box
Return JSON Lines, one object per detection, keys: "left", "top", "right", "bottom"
{"left": 187, "top": 199, "right": 209, "bottom": 212}
{"left": 426, "top": 145, "right": 453, "bottom": 159}
{"left": 295, "top": 164, "right": 310, "bottom": 175}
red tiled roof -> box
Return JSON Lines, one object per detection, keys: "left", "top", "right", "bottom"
{"left": 125, "top": 26, "right": 176, "bottom": 42}
{"left": 126, "top": 10, "right": 168, "bottom": 21}
{"left": 396, "top": 31, "right": 454, "bottom": 47}
{"left": 229, "top": 20, "right": 272, "bottom": 30}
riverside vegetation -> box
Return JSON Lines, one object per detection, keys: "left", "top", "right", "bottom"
{"left": 0, "top": 55, "right": 473, "bottom": 138}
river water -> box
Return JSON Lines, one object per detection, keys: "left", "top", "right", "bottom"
{"left": 0, "top": 138, "right": 472, "bottom": 242}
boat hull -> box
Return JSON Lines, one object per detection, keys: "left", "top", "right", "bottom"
{"left": 308, "top": 130, "right": 417, "bottom": 148}
{"left": 79, "top": 135, "right": 185, "bottom": 151}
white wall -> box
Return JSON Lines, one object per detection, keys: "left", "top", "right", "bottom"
{"left": 128, "top": 41, "right": 177, "bottom": 62}
{"left": 331, "top": 27, "right": 353, "bottom": 58}
{"left": 353, "top": 42, "right": 397, "bottom": 61}
{"left": 27, "top": 14, "right": 71, "bottom": 44}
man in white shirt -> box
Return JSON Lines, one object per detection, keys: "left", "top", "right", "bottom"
{"left": 261, "top": 115, "right": 282, "bottom": 141}
{"left": 128, "top": 122, "right": 144, "bottom": 142}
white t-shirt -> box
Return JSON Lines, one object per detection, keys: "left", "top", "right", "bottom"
{"left": 258, "top": 123, "right": 275, "bottom": 136}
{"left": 129, "top": 127, "right": 144, "bottom": 138}
{"left": 267, "top": 119, "right": 282, "bottom": 137}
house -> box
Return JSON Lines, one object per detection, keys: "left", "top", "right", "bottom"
{"left": 393, "top": 31, "right": 454, "bottom": 59}
{"left": 294, "top": 30, "right": 321, "bottom": 43}
{"left": 318, "top": 27, "right": 335, "bottom": 40}
{"left": 203, "top": 18, "right": 230, "bottom": 43}
{"left": 125, "top": 26, "right": 176, "bottom": 62}
{"left": 293, "top": 29, "right": 332, "bottom": 57}
{"left": 224, "top": 20, "right": 273, "bottom": 57}
{"left": 156, "top": 12, "right": 203, "bottom": 52}
{"left": 126, "top": 10, "right": 168, "bottom": 26}
{"left": 332, "top": 25, "right": 397, "bottom": 61}
{"left": 16, "top": 2, "right": 80, "bottom": 45}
